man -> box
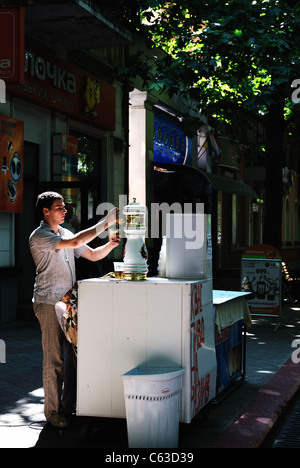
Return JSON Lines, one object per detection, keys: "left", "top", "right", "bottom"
{"left": 29, "top": 191, "right": 120, "bottom": 428}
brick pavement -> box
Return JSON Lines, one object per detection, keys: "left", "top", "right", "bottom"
{"left": 0, "top": 305, "right": 299, "bottom": 448}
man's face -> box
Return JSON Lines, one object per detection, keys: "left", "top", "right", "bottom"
{"left": 44, "top": 199, "right": 67, "bottom": 225}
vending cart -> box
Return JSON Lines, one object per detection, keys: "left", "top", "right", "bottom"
{"left": 76, "top": 277, "right": 217, "bottom": 424}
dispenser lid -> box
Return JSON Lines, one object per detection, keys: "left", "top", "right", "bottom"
{"left": 123, "top": 198, "right": 146, "bottom": 214}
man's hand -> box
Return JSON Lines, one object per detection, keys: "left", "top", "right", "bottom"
{"left": 96, "top": 207, "right": 119, "bottom": 235}
{"left": 109, "top": 228, "right": 121, "bottom": 246}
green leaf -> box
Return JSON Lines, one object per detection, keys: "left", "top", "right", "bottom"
{"left": 234, "top": 29, "right": 242, "bottom": 36}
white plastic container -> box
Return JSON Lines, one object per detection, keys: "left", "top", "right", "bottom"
{"left": 166, "top": 213, "right": 212, "bottom": 279}
{"left": 122, "top": 367, "right": 185, "bottom": 448}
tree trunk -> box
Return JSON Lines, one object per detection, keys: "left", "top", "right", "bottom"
{"left": 262, "top": 95, "right": 285, "bottom": 250}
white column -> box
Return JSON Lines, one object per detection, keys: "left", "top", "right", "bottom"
{"left": 128, "top": 89, "right": 156, "bottom": 207}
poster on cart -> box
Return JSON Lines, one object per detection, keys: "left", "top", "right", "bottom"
{"left": 241, "top": 244, "right": 282, "bottom": 316}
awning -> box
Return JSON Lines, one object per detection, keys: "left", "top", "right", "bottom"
{"left": 153, "top": 162, "right": 258, "bottom": 199}
{"left": 25, "top": 1, "right": 134, "bottom": 49}
{"left": 203, "top": 171, "right": 258, "bottom": 198}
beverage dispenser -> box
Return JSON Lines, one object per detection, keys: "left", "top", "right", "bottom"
{"left": 123, "top": 198, "right": 148, "bottom": 280}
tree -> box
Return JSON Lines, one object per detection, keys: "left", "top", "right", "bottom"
{"left": 129, "top": 0, "right": 300, "bottom": 249}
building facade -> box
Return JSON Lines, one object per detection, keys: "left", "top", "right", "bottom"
{"left": 0, "top": 3, "right": 299, "bottom": 323}
{"left": 0, "top": 3, "right": 132, "bottom": 322}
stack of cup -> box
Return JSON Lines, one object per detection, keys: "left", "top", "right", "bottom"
{"left": 114, "top": 262, "right": 124, "bottom": 279}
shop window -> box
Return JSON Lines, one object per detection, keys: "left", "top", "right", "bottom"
{"left": 232, "top": 194, "right": 237, "bottom": 245}
{"left": 217, "top": 191, "right": 222, "bottom": 245}
{"left": 251, "top": 201, "right": 262, "bottom": 246}
{"left": 74, "top": 134, "right": 101, "bottom": 181}
{"left": 294, "top": 200, "right": 299, "bottom": 243}
{"left": 58, "top": 132, "right": 102, "bottom": 231}
{"left": 231, "top": 194, "right": 247, "bottom": 247}
{"left": 285, "top": 197, "right": 291, "bottom": 243}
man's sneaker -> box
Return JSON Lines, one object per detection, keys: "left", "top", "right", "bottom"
{"left": 48, "top": 414, "right": 69, "bottom": 429}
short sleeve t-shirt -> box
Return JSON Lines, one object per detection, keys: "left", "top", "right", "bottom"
{"left": 29, "top": 221, "right": 88, "bottom": 305}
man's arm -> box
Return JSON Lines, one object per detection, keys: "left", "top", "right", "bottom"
{"left": 56, "top": 208, "right": 118, "bottom": 250}
{"left": 80, "top": 234, "right": 120, "bottom": 262}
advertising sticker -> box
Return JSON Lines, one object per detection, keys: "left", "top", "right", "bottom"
{"left": 241, "top": 244, "right": 282, "bottom": 316}
{"left": 190, "top": 282, "right": 216, "bottom": 417}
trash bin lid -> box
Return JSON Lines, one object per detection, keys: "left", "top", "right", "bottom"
{"left": 122, "top": 367, "right": 185, "bottom": 380}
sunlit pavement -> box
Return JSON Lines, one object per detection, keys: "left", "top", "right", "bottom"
{"left": 0, "top": 323, "right": 45, "bottom": 448}
{"left": 0, "top": 387, "right": 45, "bottom": 448}
{"left": 0, "top": 306, "right": 299, "bottom": 448}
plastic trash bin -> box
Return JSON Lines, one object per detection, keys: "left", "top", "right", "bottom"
{"left": 122, "top": 367, "right": 185, "bottom": 448}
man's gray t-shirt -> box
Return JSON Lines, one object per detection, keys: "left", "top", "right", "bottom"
{"left": 29, "top": 221, "right": 88, "bottom": 305}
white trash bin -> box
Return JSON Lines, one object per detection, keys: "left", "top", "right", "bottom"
{"left": 122, "top": 367, "right": 185, "bottom": 448}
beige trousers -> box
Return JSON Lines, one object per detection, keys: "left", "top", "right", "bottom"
{"left": 33, "top": 303, "right": 77, "bottom": 421}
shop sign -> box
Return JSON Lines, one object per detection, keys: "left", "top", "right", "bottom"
{"left": 0, "top": 115, "right": 24, "bottom": 213}
{"left": 7, "top": 40, "right": 115, "bottom": 130}
{"left": 153, "top": 114, "right": 192, "bottom": 166}
{"left": 0, "top": 8, "right": 25, "bottom": 84}
{"left": 241, "top": 244, "right": 282, "bottom": 316}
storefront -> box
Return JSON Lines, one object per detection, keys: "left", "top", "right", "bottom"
{"left": 0, "top": 25, "right": 128, "bottom": 321}
{"left": 127, "top": 87, "right": 259, "bottom": 278}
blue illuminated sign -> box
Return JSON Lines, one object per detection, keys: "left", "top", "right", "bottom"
{"left": 153, "top": 115, "right": 192, "bottom": 165}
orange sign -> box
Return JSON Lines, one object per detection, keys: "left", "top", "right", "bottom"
{"left": 7, "top": 40, "right": 115, "bottom": 130}
{"left": 0, "top": 116, "right": 24, "bottom": 212}
{"left": 0, "top": 8, "right": 25, "bottom": 84}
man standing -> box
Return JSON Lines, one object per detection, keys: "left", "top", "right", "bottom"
{"left": 29, "top": 191, "right": 119, "bottom": 428}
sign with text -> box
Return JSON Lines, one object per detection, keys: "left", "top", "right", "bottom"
{"left": 241, "top": 244, "right": 282, "bottom": 316}
{"left": 7, "top": 40, "right": 115, "bottom": 130}
{"left": 0, "top": 8, "right": 25, "bottom": 84}
{"left": 190, "top": 282, "right": 216, "bottom": 417}
{"left": 0, "top": 115, "right": 24, "bottom": 213}
{"left": 153, "top": 114, "right": 192, "bottom": 166}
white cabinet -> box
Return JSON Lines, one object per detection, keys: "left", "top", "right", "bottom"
{"left": 77, "top": 277, "right": 216, "bottom": 423}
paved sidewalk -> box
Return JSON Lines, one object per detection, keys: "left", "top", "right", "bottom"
{"left": 0, "top": 304, "right": 299, "bottom": 448}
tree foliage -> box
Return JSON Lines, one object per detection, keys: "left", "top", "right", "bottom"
{"left": 136, "top": 1, "right": 300, "bottom": 116}
{"left": 128, "top": 0, "right": 300, "bottom": 248}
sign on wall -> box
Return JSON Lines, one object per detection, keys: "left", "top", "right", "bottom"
{"left": 0, "top": 116, "right": 24, "bottom": 213}
{"left": 7, "top": 40, "right": 115, "bottom": 131}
